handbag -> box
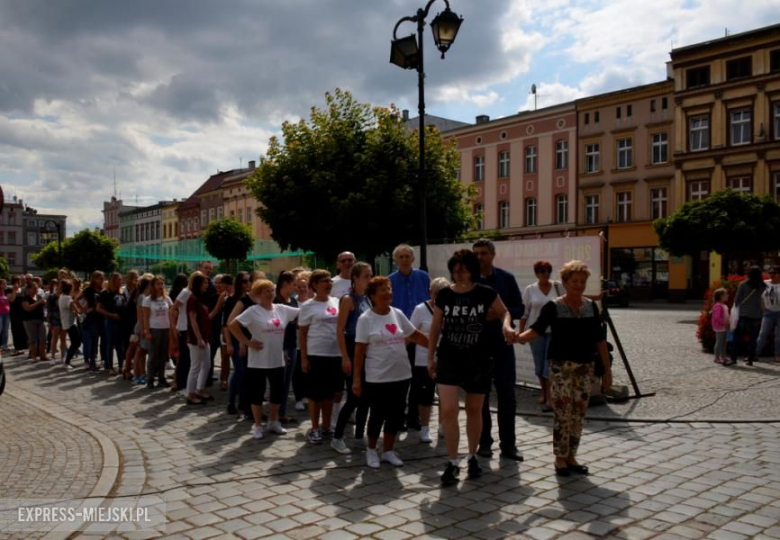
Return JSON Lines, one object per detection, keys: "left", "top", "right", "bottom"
{"left": 730, "top": 288, "right": 756, "bottom": 332}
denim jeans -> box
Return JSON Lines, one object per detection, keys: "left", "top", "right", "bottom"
{"left": 228, "top": 336, "right": 250, "bottom": 415}
{"left": 731, "top": 317, "right": 762, "bottom": 362}
{"left": 529, "top": 333, "right": 551, "bottom": 379}
{"left": 480, "top": 341, "right": 517, "bottom": 453}
{"left": 0, "top": 313, "right": 9, "bottom": 349}
{"left": 82, "top": 322, "right": 99, "bottom": 370}
{"left": 65, "top": 325, "right": 82, "bottom": 364}
{"left": 756, "top": 311, "right": 780, "bottom": 356}
{"left": 103, "top": 318, "right": 125, "bottom": 371}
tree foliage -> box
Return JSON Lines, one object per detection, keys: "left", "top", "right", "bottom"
{"left": 150, "top": 260, "right": 186, "bottom": 283}
{"left": 202, "top": 218, "right": 254, "bottom": 273}
{"left": 247, "top": 89, "right": 475, "bottom": 261}
{"left": 655, "top": 189, "right": 780, "bottom": 257}
{"left": 0, "top": 257, "right": 9, "bottom": 281}
{"left": 31, "top": 241, "right": 62, "bottom": 271}
{"left": 63, "top": 229, "right": 118, "bottom": 276}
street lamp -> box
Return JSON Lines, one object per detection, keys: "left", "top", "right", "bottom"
{"left": 390, "top": 0, "right": 463, "bottom": 272}
{"left": 41, "top": 220, "right": 63, "bottom": 268}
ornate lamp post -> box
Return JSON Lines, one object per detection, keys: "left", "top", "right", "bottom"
{"left": 42, "top": 219, "right": 63, "bottom": 268}
{"left": 390, "top": 0, "right": 463, "bottom": 272}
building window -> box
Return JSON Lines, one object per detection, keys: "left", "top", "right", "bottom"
{"left": 474, "top": 156, "right": 484, "bottom": 181}
{"left": 728, "top": 176, "right": 752, "bottom": 192}
{"left": 555, "top": 140, "right": 568, "bottom": 169}
{"left": 238, "top": 209, "right": 243, "bottom": 223}
{"left": 585, "top": 143, "right": 600, "bottom": 173}
{"left": 209, "top": 208, "right": 216, "bottom": 222}
{"left": 651, "top": 132, "right": 669, "bottom": 164}
{"left": 595, "top": 111, "right": 600, "bottom": 123}
{"left": 498, "top": 151, "right": 510, "bottom": 178}
{"left": 627, "top": 104, "right": 633, "bottom": 117}
{"left": 616, "top": 106, "right": 621, "bottom": 119}
{"left": 474, "top": 203, "right": 483, "bottom": 230}
{"left": 556, "top": 194, "right": 568, "bottom": 224}
{"left": 7, "top": 232, "right": 15, "bottom": 244}
{"left": 688, "top": 180, "right": 710, "bottom": 201}
{"left": 155, "top": 222, "right": 160, "bottom": 240}
{"left": 650, "top": 100, "right": 656, "bottom": 113}
{"left": 7, "top": 252, "right": 15, "bottom": 265}
{"left": 584, "top": 113, "right": 590, "bottom": 125}
{"left": 201, "top": 210, "right": 207, "bottom": 225}
{"left": 585, "top": 195, "right": 599, "bottom": 225}
{"left": 772, "top": 50, "right": 780, "bottom": 72}
{"left": 689, "top": 115, "right": 709, "bottom": 151}
{"left": 218, "top": 206, "right": 224, "bottom": 219}
{"left": 525, "top": 146, "right": 537, "bottom": 174}
{"left": 230, "top": 210, "right": 235, "bottom": 218}
{"left": 650, "top": 187, "right": 668, "bottom": 220}
{"left": 773, "top": 172, "right": 780, "bottom": 202}
{"left": 686, "top": 66, "right": 710, "bottom": 88}
{"left": 0, "top": 232, "right": 4, "bottom": 244}
{"left": 730, "top": 108, "right": 751, "bottom": 146}
{"left": 499, "top": 201, "right": 510, "bottom": 229}
{"left": 617, "top": 138, "right": 633, "bottom": 169}
{"left": 726, "top": 56, "right": 751, "bottom": 80}
{"left": 616, "top": 192, "right": 632, "bottom": 223}
{"left": 525, "top": 198, "right": 537, "bottom": 227}
{"left": 246, "top": 207, "right": 253, "bottom": 224}
{"left": 774, "top": 103, "right": 780, "bottom": 140}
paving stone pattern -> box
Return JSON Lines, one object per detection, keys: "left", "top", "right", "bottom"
{"left": 2, "top": 305, "right": 780, "bottom": 539}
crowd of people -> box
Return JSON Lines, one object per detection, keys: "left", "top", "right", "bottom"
{"left": 0, "top": 240, "right": 620, "bottom": 484}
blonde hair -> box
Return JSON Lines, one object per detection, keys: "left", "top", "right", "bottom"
{"left": 250, "top": 279, "right": 275, "bottom": 295}
{"left": 187, "top": 271, "right": 204, "bottom": 290}
{"left": 430, "top": 277, "right": 451, "bottom": 296}
{"left": 713, "top": 288, "right": 728, "bottom": 303}
{"left": 560, "top": 260, "right": 591, "bottom": 282}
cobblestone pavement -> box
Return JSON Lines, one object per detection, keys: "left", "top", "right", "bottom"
{"left": 2, "top": 305, "right": 780, "bottom": 539}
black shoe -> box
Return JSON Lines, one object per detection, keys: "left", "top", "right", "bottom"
{"left": 555, "top": 466, "right": 571, "bottom": 477}
{"left": 500, "top": 449, "right": 524, "bottom": 462}
{"left": 467, "top": 456, "right": 482, "bottom": 479}
{"left": 146, "top": 383, "right": 155, "bottom": 389}
{"left": 227, "top": 404, "right": 238, "bottom": 415}
{"left": 441, "top": 463, "right": 460, "bottom": 486}
{"left": 158, "top": 381, "right": 170, "bottom": 388}
{"left": 476, "top": 446, "right": 493, "bottom": 458}
{"left": 568, "top": 464, "right": 589, "bottom": 475}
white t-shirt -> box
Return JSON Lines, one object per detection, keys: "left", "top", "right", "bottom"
{"left": 409, "top": 302, "right": 434, "bottom": 367}
{"left": 175, "top": 288, "right": 192, "bottom": 332}
{"left": 521, "top": 281, "right": 564, "bottom": 331}
{"left": 331, "top": 276, "right": 351, "bottom": 299}
{"left": 143, "top": 295, "right": 173, "bottom": 329}
{"left": 763, "top": 280, "right": 780, "bottom": 313}
{"left": 298, "top": 297, "right": 340, "bottom": 357}
{"left": 58, "top": 295, "right": 76, "bottom": 330}
{"left": 235, "top": 304, "right": 301, "bottom": 369}
{"left": 355, "top": 307, "right": 416, "bottom": 383}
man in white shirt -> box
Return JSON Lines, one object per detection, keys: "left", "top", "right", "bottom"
{"left": 331, "top": 252, "right": 355, "bottom": 299}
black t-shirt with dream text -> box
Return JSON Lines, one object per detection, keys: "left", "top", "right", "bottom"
{"left": 98, "top": 289, "right": 127, "bottom": 317}
{"left": 435, "top": 284, "right": 498, "bottom": 362}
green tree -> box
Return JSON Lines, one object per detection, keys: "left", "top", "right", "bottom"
{"left": 655, "top": 189, "right": 780, "bottom": 264}
{"left": 31, "top": 241, "right": 63, "bottom": 271}
{"left": 64, "top": 229, "right": 118, "bottom": 277}
{"left": 246, "top": 89, "right": 475, "bottom": 262}
{"left": 202, "top": 218, "right": 254, "bottom": 275}
{"left": 150, "top": 260, "right": 184, "bottom": 283}
{"left": 0, "top": 257, "right": 9, "bottom": 281}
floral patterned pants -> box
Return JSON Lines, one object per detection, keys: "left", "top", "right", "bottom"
{"left": 550, "top": 360, "right": 594, "bottom": 458}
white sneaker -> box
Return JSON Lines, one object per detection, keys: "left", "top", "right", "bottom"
{"left": 381, "top": 450, "right": 404, "bottom": 467}
{"left": 420, "top": 426, "right": 432, "bottom": 443}
{"left": 366, "top": 449, "right": 381, "bottom": 469}
{"left": 266, "top": 421, "right": 287, "bottom": 435}
{"left": 64, "top": 363, "right": 74, "bottom": 370}
{"left": 330, "top": 438, "right": 351, "bottom": 455}
{"left": 251, "top": 425, "right": 264, "bottom": 439}
{"left": 295, "top": 400, "right": 305, "bottom": 411}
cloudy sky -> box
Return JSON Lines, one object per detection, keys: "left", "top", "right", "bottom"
{"left": 1, "top": 0, "right": 777, "bottom": 233}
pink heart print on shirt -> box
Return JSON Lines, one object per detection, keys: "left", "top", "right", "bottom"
{"left": 385, "top": 323, "right": 398, "bottom": 335}
{"left": 270, "top": 319, "right": 281, "bottom": 327}
{"left": 326, "top": 306, "right": 337, "bottom": 315}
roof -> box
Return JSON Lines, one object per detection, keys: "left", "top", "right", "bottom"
{"left": 575, "top": 79, "right": 673, "bottom": 107}
{"left": 403, "top": 114, "right": 471, "bottom": 133}
{"left": 670, "top": 23, "right": 780, "bottom": 58}
{"left": 443, "top": 101, "right": 575, "bottom": 137}
{"left": 175, "top": 169, "right": 241, "bottom": 211}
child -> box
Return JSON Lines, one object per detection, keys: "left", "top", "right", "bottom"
{"left": 711, "top": 288, "right": 729, "bottom": 365}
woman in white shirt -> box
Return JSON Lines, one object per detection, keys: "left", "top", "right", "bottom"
{"left": 409, "top": 277, "right": 450, "bottom": 443}
{"left": 353, "top": 276, "right": 428, "bottom": 469}
{"left": 519, "top": 261, "right": 564, "bottom": 409}
{"left": 58, "top": 280, "right": 82, "bottom": 369}
{"left": 230, "top": 279, "right": 300, "bottom": 439}
{"left": 757, "top": 265, "right": 780, "bottom": 362}
{"left": 298, "top": 270, "right": 341, "bottom": 445}
{"left": 143, "top": 276, "right": 173, "bottom": 389}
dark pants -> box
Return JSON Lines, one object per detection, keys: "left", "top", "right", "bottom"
{"left": 147, "top": 328, "right": 169, "bottom": 385}
{"left": 731, "top": 317, "right": 762, "bottom": 362}
{"left": 10, "top": 311, "right": 28, "bottom": 352}
{"left": 228, "top": 336, "right": 250, "bottom": 415}
{"left": 175, "top": 330, "right": 191, "bottom": 391}
{"left": 480, "top": 342, "right": 517, "bottom": 453}
{"left": 65, "top": 325, "right": 82, "bottom": 364}
{"left": 334, "top": 338, "right": 369, "bottom": 439}
{"left": 103, "top": 318, "right": 125, "bottom": 371}
{"left": 365, "top": 379, "right": 410, "bottom": 440}
{"left": 405, "top": 343, "right": 420, "bottom": 426}
{"left": 82, "top": 320, "right": 100, "bottom": 370}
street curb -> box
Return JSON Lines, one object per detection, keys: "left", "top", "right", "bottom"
{"left": 7, "top": 387, "right": 120, "bottom": 540}
{"left": 515, "top": 408, "right": 780, "bottom": 424}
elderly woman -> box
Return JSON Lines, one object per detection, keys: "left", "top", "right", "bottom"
{"left": 520, "top": 260, "right": 565, "bottom": 409}
{"left": 517, "top": 260, "right": 611, "bottom": 476}
{"left": 428, "top": 249, "right": 515, "bottom": 486}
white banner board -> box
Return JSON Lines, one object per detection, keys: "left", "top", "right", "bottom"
{"left": 415, "top": 236, "right": 602, "bottom": 387}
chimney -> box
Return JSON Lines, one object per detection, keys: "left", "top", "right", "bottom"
{"left": 248, "top": 160, "right": 256, "bottom": 170}
{"left": 476, "top": 115, "right": 490, "bottom": 124}
{"left": 402, "top": 109, "right": 409, "bottom": 121}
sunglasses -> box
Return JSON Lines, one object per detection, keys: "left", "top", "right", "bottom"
{"left": 535, "top": 269, "right": 551, "bottom": 274}
{"left": 339, "top": 258, "right": 355, "bottom": 263}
